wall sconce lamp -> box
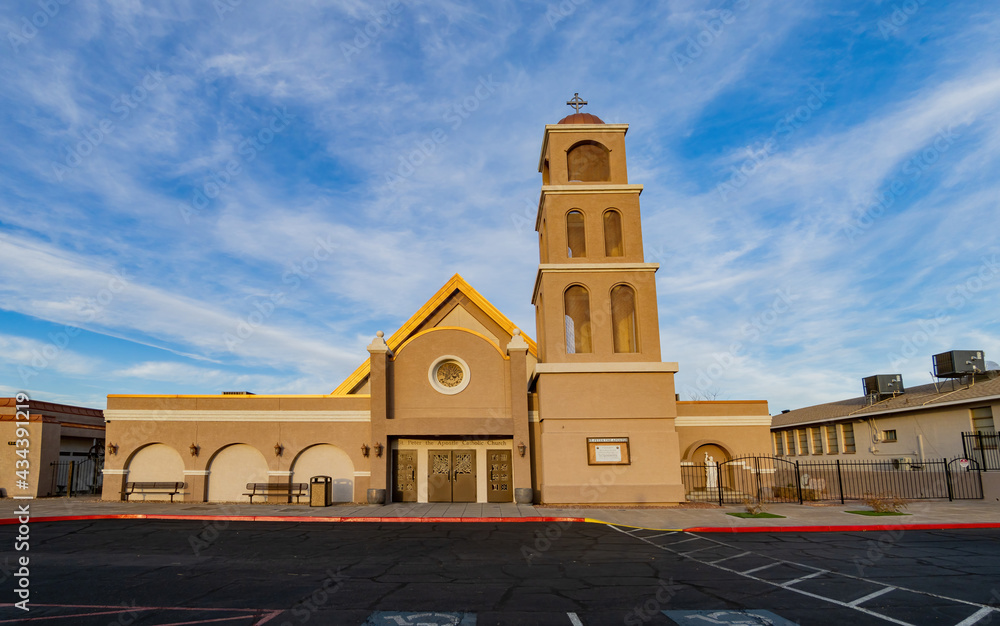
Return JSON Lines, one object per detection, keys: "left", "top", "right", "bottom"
{"left": 361, "top": 443, "right": 370, "bottom": 457}
{"left": 274, "top": 443, "right": 283, "bottom": 457}
{"left": 517, "top": 441, "right": 526, "bottom": 457}
{"left": 189, "top": 443, "right": 199, "bottom": 457}
{"left": 373, "top": 442, "right": 384, "bottom": 457}
{"left": 107, "top": 443, "right": 119, "bottom": 455}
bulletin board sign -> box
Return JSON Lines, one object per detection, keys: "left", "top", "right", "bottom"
{"left": 587, "top": 437, "right": 630, "bottom": 465}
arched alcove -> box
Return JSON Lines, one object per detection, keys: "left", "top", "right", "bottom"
{"left": 125, "top": 443, "right": 185, "bottom": 501}
{"left": 206, "top": 444, "right": 269, "bottom": 503}
{"left": 291, "top": 444, "right": 356, "bottom": 503}
{"left": 692, "top": 443, "right": 731, "bottom": 465}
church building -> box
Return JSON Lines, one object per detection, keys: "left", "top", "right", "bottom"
{"left": 101, "top": 101, "right": 771, "bottom": 505}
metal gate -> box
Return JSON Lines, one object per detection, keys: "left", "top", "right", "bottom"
{"left": 716, "top": 456, "right": 802, "bottom": 505}
{"left": 962, "top": 432, "right": 1000, "bottom": 470}
{"left": 682, "top": 456, "right": 803, "bottom": 505}
{"left": 682, "top": 456, "right": 984, "bottom": 504}
{"left": 946, "top": 457, "right": 984, "bottom": 500}
{"left": 49, "top": 455, "right": 104, "bottom": 496}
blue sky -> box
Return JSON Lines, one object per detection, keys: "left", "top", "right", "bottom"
{"left": 1, "top": 0, "right": 998, "bottom": 412}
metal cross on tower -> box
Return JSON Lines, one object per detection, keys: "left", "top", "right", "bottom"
{"left": 566, "top": 93, "right": 587, "bottom": 113}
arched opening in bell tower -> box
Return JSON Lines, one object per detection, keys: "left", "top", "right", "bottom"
{"left": 564, "top": 284, "right": 593, "bottom": 354}
{"left": 567, "top": 140, "right": 610, "bottom": 182}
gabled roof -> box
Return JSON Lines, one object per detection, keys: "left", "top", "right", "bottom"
{"left": 331, "top": 274, "right": 537, "bottom": 396}
{"left": 771, "top": 376, "right": 1000, "bottom": 429}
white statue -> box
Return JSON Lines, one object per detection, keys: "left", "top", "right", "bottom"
{"left": 705, "top": 452, "right": 718, "bottom": 489}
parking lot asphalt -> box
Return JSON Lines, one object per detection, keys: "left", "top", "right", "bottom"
{"left": 5, "top": 496, "right": 1000, "bottom": 532}
{"left": 2, "top": 518, "right": 999, "bottom": 625}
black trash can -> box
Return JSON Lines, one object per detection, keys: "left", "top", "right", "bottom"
{"left": 310, "top": 475, "right": 332, "bottom": 507}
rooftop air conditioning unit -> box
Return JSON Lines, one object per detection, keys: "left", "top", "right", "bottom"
{"left": 933, "top": 350, "right": 985, "bottom": 378}
{"left": 863, "top": 374, "right": 904, "bottom": 399}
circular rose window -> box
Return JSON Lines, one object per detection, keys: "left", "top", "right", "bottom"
{"left": 436, "top": 361, "right": 463, "bottom": 387}
{"left": 428, "top": 356, "right": 470, "bottom": 395}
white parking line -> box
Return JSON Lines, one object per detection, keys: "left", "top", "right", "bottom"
{"left": 848, "top": 587, "right": 895, "bottom": 608}
{"left": 707, "top": 551, "right": 751, "bottom": 564}
{"left": 955, "top": 607, "right": 996, "bottom": 626}
{"left": 741, "top": 561, "right": 781, "bottom": 575}
{"left": 567, "top": 611, "right": 584, "bottom": 626}
{"left": 613, "top": 526, "right": 1000, "bottom": 626}
{"left": 678, "top": 546, "right": 717, "bottom": 557}
{"left": 642, "top": 532, "right": 680, "bottom": 539}
{"left": 781, "top": 569, "right": 827, "bottom": 588}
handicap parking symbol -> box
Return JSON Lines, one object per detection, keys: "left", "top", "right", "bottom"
{"left": 364, "top": 611, "right": 477, "bottom": 625}
{"left": 664, "top": 609, "right": 797, "bottom": 625}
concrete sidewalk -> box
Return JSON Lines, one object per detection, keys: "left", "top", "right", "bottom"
{"left": 4, "top": 496, "right": 999, "bottom": 531}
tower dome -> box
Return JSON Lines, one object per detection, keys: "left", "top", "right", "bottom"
{"left": 557, "top": 112, "right": 605, "bottom": 124}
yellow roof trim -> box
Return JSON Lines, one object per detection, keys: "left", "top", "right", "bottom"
{"left": 331, "top": 273, "right": 536, "bottom": 395}
{"left": 107, "top": 394, "right": 358, "bottom": 399}
{"left": 393, "top": 326, "right": 510, "bottom": 361}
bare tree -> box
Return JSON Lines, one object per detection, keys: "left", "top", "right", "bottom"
{"left": 687, "top": 388, "right": 724, "bottom": 401}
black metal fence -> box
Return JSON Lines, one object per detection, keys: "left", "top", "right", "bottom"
{"left": 961, "top": 432, "right": 999, "bottom": 470}
{"left": 681, "top": 456, "right": 983, "bottom": 504}
{"left": 49, "top": 457, "right": 103, "bottom": 496}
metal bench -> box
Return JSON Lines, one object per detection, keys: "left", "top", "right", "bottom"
{"left": 124, "top": 481, "right": 185, "bottom": 502}
{"left": 243, "top": 482, "right": 308, "bottom": 503}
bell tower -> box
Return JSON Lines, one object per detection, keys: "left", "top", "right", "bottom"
{"left": 531, "top": 96, "right": 684, "bottom": 504}
{"left": 533, "top": 100, "right": 662, "bottom": 364}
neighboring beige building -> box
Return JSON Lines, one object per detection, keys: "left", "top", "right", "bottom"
{"left": 101, "top": 108, "right": 770, "bottom": 505}
{"left": 771, "top": 371, "right": 999, "bottom": 466}
{"left": 1, "top": 396, "right": 105, "bottom": 498}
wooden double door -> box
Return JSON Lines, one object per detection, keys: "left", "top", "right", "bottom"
{"left": 428, "top": 449, "right": 477, "bottom": 502}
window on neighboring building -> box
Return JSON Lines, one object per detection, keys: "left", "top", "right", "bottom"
{"left": 842, "top": 423, "right": 856, "bottom": 453}
{"left": 882, "top": 429, "right": 897, "bottom": 443}
{"left": 972, "top": 407, "right": 995, "bottom": 434}
{"left": 826, "top": 425, "right": 839, "bottom": 453}
{"left": 603, "top": 209, "right": 624, "bottom": 257}
{"left": 811, "top": 427, "right": 823, "bottom": 454}
{"left": 774, "top": 432, "right": 785, "bottom": 456}
{"left": 785, "top": 431, "right": 796, "bottom": 455}
{"left": 611, "top": 284, "right": 638, "bottom": 353}
{"left": 798, "top": 429, "right": 809, "bottom": 455}
{"left": 564, "top": 285, "right": 592, "bottom": 354}
{"left": 972, "top": 407, "right": 996, "bottom": 450}
{"left": 567, "top": 210, "right": 586, "bottom": 258}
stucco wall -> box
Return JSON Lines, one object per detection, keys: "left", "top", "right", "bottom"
{"left": 102, "top": 394, "right": 371, "bottom": 502}
{"left": 535, "top": 370, "right": 683, "bottom": 504}
{"left": 390, "top": 328, "right": 511, "bottom": 422}
{"left": 539, "top": 417, "right": 683, "bottom": 504}
{"left": 675, "top": 400, "right": 772, "bottom": 461}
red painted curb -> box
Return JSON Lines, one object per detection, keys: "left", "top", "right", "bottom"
{"left": 0, "top": 514, "right": 586, "bottom": 525}
{"left": 684, "top": 522, "right": 1000, "bottom": 533}
{"left": 5, "top": 516, "right": 998, "bottom": 532}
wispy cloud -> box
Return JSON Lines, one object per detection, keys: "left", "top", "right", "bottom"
{"left": 0, "top": 0, "right": 997, "bottom": 412}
